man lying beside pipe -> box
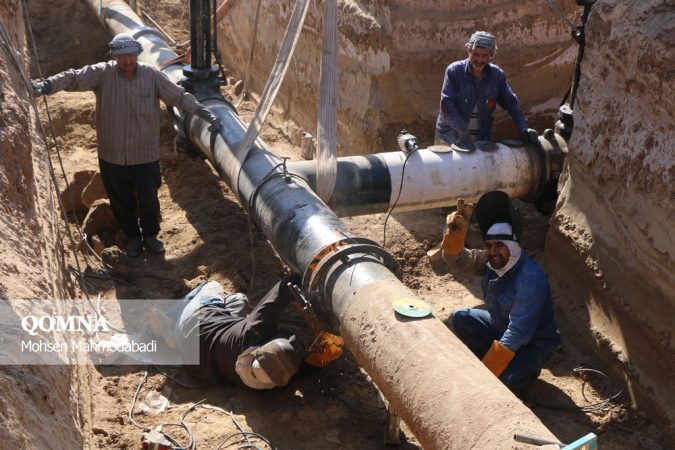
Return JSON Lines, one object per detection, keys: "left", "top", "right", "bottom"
{"left": 147, "top": 274, "right": 343, "bottom": 389}
{"left": 439, "top": 191, "right": 561, "bottom": 390}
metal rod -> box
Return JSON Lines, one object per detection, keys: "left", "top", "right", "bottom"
{"left": 514, "top": 433, "right": 565, "bottom": 447}
{"left": 141, "top": 9, "right": 176, "bottom": 45}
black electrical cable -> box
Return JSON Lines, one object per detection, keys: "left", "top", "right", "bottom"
{"left": 2, "top": 9, "right": 132, "bottom": 348}
{"left": 236, "top": 0, "right": 262, "bottom": 107}
{"left": 574, "top": 366, "right": 627, "bottom": 412}
{"left": 153, "top": 365, "right": 208, "bottom": 389}
{"left": 68, "top": 266, "right": 150, "bottom": 300}
{"left": 526, "top": 366, "right": 627, "bottom": 413}
{"left": 2, "top": 10, "right": 91, "bottom": 298}
{"left": 242, "top": 161, "right": 309, "bottom": 296}
{"left": 216, "top": 431, "right": 273, "bottom": 450}
{"left": 382, "top": 148, "right": 418, "bottom": 248}
{"left": 20, "top": 0, "right": 95, "bottom": 275}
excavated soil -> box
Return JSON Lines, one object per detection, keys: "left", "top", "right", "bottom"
{"left": 1, "top": 0, "right": 670, "bottom": 448}
{"left": 47, "top": 90, "right": 665, "bottom": 450}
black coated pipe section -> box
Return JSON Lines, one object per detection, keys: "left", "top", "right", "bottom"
{"left": 288, "top": 157, "right": 392, "bottom": 217}
{"left": 186, "top": 99, "right": 364, "bottom": 281}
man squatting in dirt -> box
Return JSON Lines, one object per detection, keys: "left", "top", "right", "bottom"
{"left": 147, "top": 274, "right": 343, "bottom": 389}
{"left": 439, "top": 191, "right": 561, "bottom": 390}
{"left": 30, "top": 33, "right": 221, "bottom": 257}
{"left": 435, "top": 30, "right": 539, "bottom": 149}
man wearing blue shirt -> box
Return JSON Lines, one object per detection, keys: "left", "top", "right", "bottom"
{"left": 439, "top": 192, "right": 560, "bottom": 390}
{"left": 435, "top": 31, "right": 539, "bottom": 148}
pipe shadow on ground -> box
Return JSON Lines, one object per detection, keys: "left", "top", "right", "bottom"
{"left": 150, "top": 132, "right": 283, "bottom": 300}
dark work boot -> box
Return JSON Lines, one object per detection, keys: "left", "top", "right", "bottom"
{"left": 144, "top": 235, "right": 165, "bottom": 254}
{"left": 126, "top": 236, "right": 143, "bottom": 258}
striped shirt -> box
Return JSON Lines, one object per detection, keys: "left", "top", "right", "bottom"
{"left": 48, "top": 61, "right": 204, "bottom": 165}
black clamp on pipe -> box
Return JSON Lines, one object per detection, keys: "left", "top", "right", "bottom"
{"left": 302, "top": 238, "right": 400, "bottom": 326}
{"left": 530, "top": 131, "right": 569, "bottom": 214}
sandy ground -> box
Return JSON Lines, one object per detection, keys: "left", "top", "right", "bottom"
{"left": 34, "top": 1, "right": 667, "bottom": 449}
{"left": 45, "top": 91, "right": 665, "bottom": 450}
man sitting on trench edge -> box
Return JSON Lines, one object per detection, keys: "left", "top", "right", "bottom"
{"left": 438, "top": 191, "right": 561, "bottom": 390}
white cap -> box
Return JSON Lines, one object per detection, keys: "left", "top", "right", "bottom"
{"left": 486, "top": 222, "right": 514, "bottom": 240}
{"left": 235, "top": 338, "right": 302, "bottom": 389}
{"left": 466, "top": 31, "right": 498, "bottom": 55}
{"left": 109, "top": 33, "right": 142, "bottom": 56}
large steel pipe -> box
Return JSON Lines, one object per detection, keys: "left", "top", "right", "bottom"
{"left": 83, "top": 2, "right": 559, "bottom": 447}
{"left": 288, "top": 143, "right": 548, "bottom": 217}
{"left": 186, "top": 100, "right": 560, "bottom": 450}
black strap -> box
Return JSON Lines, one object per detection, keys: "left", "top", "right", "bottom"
{"left": 485, "top": 233, "right": 515, "bottom": 241}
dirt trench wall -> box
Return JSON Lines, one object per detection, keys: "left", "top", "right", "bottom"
{"left": 216, "top": 0, "right": 578, "bottom": 154}
{"left": 543, "top": 0, "right": 675, "bottom": 442}
{"left": 0, "top": 1, "right": 87, "bottom": 448}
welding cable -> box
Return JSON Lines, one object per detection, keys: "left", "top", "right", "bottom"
{"left": 19, "top": 0, "right": 125, "bottom": 335}
{"left": 240, "top": 161, "right": 282, "bottom": 296}
{"left": 0, "top": 16, "right": 93, "bottom": 295}
{"left": 216, "top": 431, "right": 273, "bottom": 450}
{"left": 574, "top": 366, "right": 627, "bottom": 412}
{"left": 235, "top": 0, "right": 262, "bottom": 107}
{"left": 19, "top": 0, "right": 96, "bottom": 269}
{"left": 67, "top": 266, "right": 150, "bottom": 300}
{"left": 216, "top": 431, "right": 274, "bottom": 450}
{"left": 382, "top": 147, "right": 419, "bottom": 248}
{"left": 243, "top": 161, "right": 309, "bottom": 296}
{"left": 526, "top": 366, "right": 628, "bottom": 413}
{"left": 1, "top": 18, "right": 124, "bottom": 349}
{"left": 153, "top": 365, "right": 209, "bottom": 389}
{"left": 128, "top": 371, "right": 197, "bottom": 450}
{"left": 129, "top": 370, "right": 151, "bottom": 430}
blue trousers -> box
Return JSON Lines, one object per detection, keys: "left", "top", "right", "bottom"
{"left": 166, "top": 281, "right": 248, "bottom": 340}
{"left": 451, "top": 308, "right": 554, "bottom": 390}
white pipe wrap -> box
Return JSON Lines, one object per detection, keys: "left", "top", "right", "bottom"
{"left": 382, "top": 144, "right": 540, "bottom": 212}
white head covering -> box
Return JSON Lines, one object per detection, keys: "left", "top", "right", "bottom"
{"left": 466, "top": 31, "right": 498, "bottom": 55}
{"left": 485, "top": 222, "right": 521, "bottom": 277}
{"left": 235, "top": 338, "right": 302, "bottom": 389}
{"left": 109, "top": 33, "right": 142, "bottom": 56}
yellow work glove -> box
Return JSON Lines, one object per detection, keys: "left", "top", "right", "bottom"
{"left": 482, "top": 340, "right": 515, "bottom": 377}
{"left": 440, "top": 198, "right": 475, "bottom": 255}
{"left": 305, "top": 331, "right": 344, "bottom": 368}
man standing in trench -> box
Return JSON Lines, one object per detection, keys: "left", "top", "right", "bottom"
{"left": 438, "top": 191, "right": 561, "bottom": 390}
{"left": 31, "top": 33, "right": 221, "bottom": 257}
{"left": 435, "top": 30, "right": 539, "bottom": 149}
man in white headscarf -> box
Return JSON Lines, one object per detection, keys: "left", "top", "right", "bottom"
{"left": 438, "top": 191, "right": 560, "bottom": 390}
{"left": 31, "top": 33, "right": 221, "bottom": 257}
